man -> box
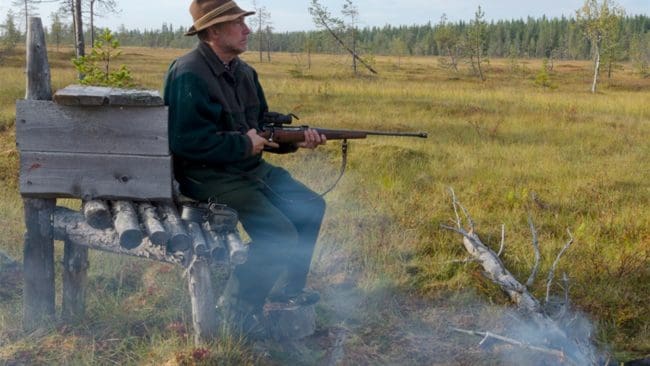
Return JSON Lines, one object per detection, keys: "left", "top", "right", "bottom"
{"left": 164, "top": 0, "right": 326, "bottom": 336}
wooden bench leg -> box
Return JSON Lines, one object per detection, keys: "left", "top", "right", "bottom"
{"left": 22, "top": 198, "right": 56, "bottom": 331}
{"left": 62, "top": 239, "right": 88, "bottom": 322}
{"left": 187, "top": 257, "right": 217, "bottom": 344}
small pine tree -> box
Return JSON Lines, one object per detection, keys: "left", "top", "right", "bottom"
{"left": 0, "top": 11, "right": 22, "bottom": 53}
{"left": 534, "top": 58, "right": 556, "bottom": 89}
{"left": 72, "top": 28, "right": 133, "bottom": 87}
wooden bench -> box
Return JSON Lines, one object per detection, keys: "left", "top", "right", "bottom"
{"left": 17, "top": 17, "right": 236, "bottom": 345}
{"left": 17, "top": 17, "right": 314, "bottom": 344}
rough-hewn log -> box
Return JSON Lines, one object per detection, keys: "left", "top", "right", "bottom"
{"left": 53, "top": 206, "right": 184, "bottom": 265}
{"left": 187, "top": 258, "right": 217, "bottom": 344}
{"left": 82, "top": 200, "right": 111, "bottom": 229}
{"left": 61, "top": 238, "right": 88, "bottom": 322}
{"left": 157, "top": 203, "right": 191, "bottom": 252}
{"left": 25, "top": 17, "right": 52, "bottom": 101}
{"left": 111, "top": 201, "right": 144, "bottom": 249}
{"left": 22, "top": 17, "right": 55, "bottom": 332}
{"left": 264, "top": 302, "right": 316, "bottom": 341}
{"left": 22, "top": 197, "right": 56, "bottom": 331}
{"left": 137, "top": 202, "right": 169, "bottom": 246}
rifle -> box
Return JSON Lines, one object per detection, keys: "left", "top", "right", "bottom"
{"left": 258, "top": 112, "right": 428, "bottom": 143}
{"left": 256, "top": 112, "right": 428, "bottom": 199}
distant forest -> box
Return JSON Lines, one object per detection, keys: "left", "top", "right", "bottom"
{"left": 36, "top": 14, "right": 650, "bottom": 60}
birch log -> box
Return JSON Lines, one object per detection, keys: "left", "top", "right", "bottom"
{"left": 158, "top": 203, "right": 191, "bottom": 252}
{"left": 53, "top": 206, "right": 184, "bottom": 265}
{"left": 111, "top": 200, "right": 144, "bottom": 249}
{"left": 202, "top": 223, "right": 226, "bottom": 262}
{"left": 137, "top": 202, "right": 169, "bottom": 246}
{"left": 224, "top": 232, "right": 248, "bottom": 265}
{"left": 186, "top": 221, "right": 208, "bottom": 257}
{"left": 82, "top": 200, "right": 111, "bottom": 229}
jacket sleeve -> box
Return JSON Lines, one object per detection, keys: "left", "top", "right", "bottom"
{"left": 164, "top": 68, "right": 253, "bottom": 165}
{"left": 251, "top": 68, "right": 299, "bottom": 155}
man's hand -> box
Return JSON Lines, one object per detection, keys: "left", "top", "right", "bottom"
{"left": 247, "top": 128, "right": 279, "bottom": 155}
{"left": 297, "top": 128, "right": 327, "bottom": 149}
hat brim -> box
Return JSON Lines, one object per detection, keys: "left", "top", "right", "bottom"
{"left": 185, "top": 10, "right": 255, "bottom": 36}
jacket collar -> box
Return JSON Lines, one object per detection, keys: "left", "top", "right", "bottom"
{"left": 198, "top": 41, "right": 239, "bottom": 77}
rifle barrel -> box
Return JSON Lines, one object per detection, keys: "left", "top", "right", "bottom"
{"left": 313, "top": 128, "right": 428, "bottom": 139}
{"left": 364, "top": 131, "right": 428, "bottom": 138}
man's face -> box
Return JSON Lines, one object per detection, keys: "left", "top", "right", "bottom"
{"left": 215, "top": 17, "right": 251, "bottom": 56}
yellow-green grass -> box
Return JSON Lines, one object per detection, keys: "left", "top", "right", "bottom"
{"left": 0, "top": 46, "right": 648, "bottom": 364}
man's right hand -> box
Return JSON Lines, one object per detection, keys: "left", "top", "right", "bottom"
{"left": 247, "top": 129, "right": 279, "bottom": 155}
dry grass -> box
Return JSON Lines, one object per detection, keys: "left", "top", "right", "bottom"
{"left": 0, "top": 45, "right": 648, "bottom": 364}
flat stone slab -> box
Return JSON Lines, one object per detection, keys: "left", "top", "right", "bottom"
{"left": 53, "top": 84, "right": 163, "bottom": 107}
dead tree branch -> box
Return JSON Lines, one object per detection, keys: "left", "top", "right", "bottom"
{"left": 497, "top": 224, "right": 505, "bottom": 257}
{"left": 526, "top": 215, "right": 541, "bottom": 287}
{"left": 546, "top": 229, "right": 574, "bottom": 303}
{"left": 451, "top": 327, "right": 573, "bottom": 364}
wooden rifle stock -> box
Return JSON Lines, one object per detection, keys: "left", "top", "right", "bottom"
{"left": 258, "top": 126, "right": 428, "bottom": 144}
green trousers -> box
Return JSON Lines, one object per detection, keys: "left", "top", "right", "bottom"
{"left": 178, "top": 161, "right": 326, "bottom": 310}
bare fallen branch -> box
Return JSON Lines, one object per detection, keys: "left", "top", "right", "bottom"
{"left": 440, "top": 223, "right": 542, "bottom": 313}
{"left": 526, "top": 215, "right": 541, "bottom": 287}
{"left": 497, "top": 224, "right": 505, "bottom": 257}
{"left": 448, "top": 187, "right": 474, "bottom": 231}
{"left": 448, "top": 187, "right": 462, "bottom": 229}
{"left": 546, "top": 229, "right": 574, "bottom": 304}
{"left": 451, "top": 327, "right": 572, "bottom": 364}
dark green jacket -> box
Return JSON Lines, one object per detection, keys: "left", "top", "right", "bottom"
{"left": 164, "top": 41, "right": 266, "bottom": 172}
{"left": 164, "top": 42, "right": 296, "bottom": 200}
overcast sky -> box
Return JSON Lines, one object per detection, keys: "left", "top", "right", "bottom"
{"left": 2, "top": 0, "right": 648, "bottom": 33}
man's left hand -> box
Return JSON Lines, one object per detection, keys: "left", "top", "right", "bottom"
{"left": 297, "top": 128, "right": 327, "bottom": 149}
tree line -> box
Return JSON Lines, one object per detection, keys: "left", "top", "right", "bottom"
{"left": 2, "top": 7, "right": 647, "bottom": 59}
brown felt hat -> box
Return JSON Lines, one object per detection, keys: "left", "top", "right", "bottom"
{"left": 185, "top": 0, "right": 254, "bottom": 36}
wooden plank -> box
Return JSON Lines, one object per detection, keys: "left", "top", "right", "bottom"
{"left": 53, "top": 85, "right": 110, "bottom": 106}
{"left": 20, "top": 152, "right": 173, "bottom": 201}
{"left": 53, "top": 85, "right": 164, "bottom": 106}
{"left": 16, "top": 100, "right": 168, "bottom": 155}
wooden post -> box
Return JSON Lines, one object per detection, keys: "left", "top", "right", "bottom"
{"left": 22, "top": 17, "right": 56, "bottom": 331}
{"left": 22, "top": 198, "right": 56, "bottom": 330}
{"left": 187, "top": 258, "right": 218, "bottom": 344}
{"left": 61, "top": 238, "right": 88, "bottom": 322}
{"left": 25, "top": 17, "right": 52, "bottom": 101}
